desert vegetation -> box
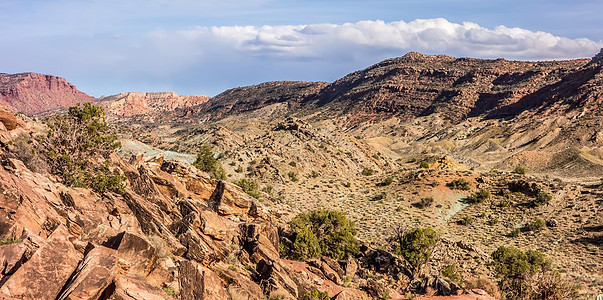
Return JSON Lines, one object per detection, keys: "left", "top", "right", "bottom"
{"left": 392, "top": 227, "right": 437, "bottom": 278}
{"left": 10, "top": 103, "right": 126, "bottom": 194}
{"left": 447, "top": 178, "right": 471, "bottom": 190}
{"left": 193, "top": 144, "right": 226, "bottom": 180}
{"left": 280, "top": 209, "right": 359, "bottom": 260}
{"left": 491, "top": 246, "right": 578, "bottom": 299}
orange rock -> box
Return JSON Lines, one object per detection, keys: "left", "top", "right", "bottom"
{"left": 56, "top": 245, "right": 119, "bottom": 300}
{"left": 0, "top": 226, "right": 83, "bottom": 299}
{"left": 179, "top": 260, "right": 228, "bottom": 300}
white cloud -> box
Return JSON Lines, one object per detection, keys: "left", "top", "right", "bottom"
{"left": 1, "top": 17, "right": 601, "bottom": 97}
{"left": 151, "top": 18, "right": 601, "bottom": 62}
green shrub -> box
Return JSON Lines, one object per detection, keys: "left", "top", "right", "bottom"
{"left": 533, "top": 192, "right": 552, "bottom": 207}
{"left": 470, "top": 189, "right": 490, "bottom": 203}
{"left": 526, "top": 218, "right": 546, "bottom": 232}
{"left": 371, "top": 192, "right": 387, "bottom": 201}
{"left": 301, "top": 290, "right": 329, "bottom": 300}
{"left": 281, "top": 210, "right": 359, "bottom": 260}
{"left": 381, "top": 176, "right": 394, "bottom": 186}
{"left": 87, "top": 161, "right": 126, "bottom": 194}
{"left": 459, "top": 215, "right": 474, "bottom": 226}
{"left": 311, "top": 170, "right": 320, "bottom": 178}
{"left": 193, "top": 145, "right": 226, "bottom": 180}
{"left": 514, "top": 166, "right": 526, "bottom": 175}
{"left": 261, "top": 185, "right": 274, "bottom": 196}
{"left": 419, "top": 161, "right": 429, "bottom": 169}
{"left": 414, "top": 197, "right": 434, "bottom": 209}
{"left": 235, "top": 166, "right": 243, "bottom": 173}
{"left": 162, "top": 287, "right": 175, "bottom": 296}
{"left": 289, "top": 161, "right": 297, "bottom": 167}
{"left": 487, "top": 218, "right": 499, "bottom": 226}
{"left": 361, "top": 168, "right": 374, "bottom": 176}
{"left": 227, "top": 265, "right": 238, "bottom": 272}
{"left": 447, "top": 178, "right": 471, "bottom": 190}
{"left": 491, "top": 246, "right": 552, "bottom": 299}
{"left": 288, "top": 171, "right": 299, "bottom": 182}
{"left": 498, "top": 199, "right": 511, "bottom": 208}
{"left": 429, "top": 180, "right": 440, "bottom": 187}
{"left": 40, "top": 103, "right": 123, "bottom": 194}
{"left": 394, "top": 227, "right": 437, "bottom": 277}
{"left": 343, "top": 182, "right": 351, "bottom": 188}
{"left": 234, "top": 178, "right": 261, "bottom": 199}
{"left": 509, "top": 228, "right": 521, "bottom": 238}
{"left": 441, "top": 264, "right": 463, "bottom": 285}
{"left": 0, "top": 237, "right": 23, "bottom": 246}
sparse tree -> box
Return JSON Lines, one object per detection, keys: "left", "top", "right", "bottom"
{"left": 394, "top": 227, "right": 438, "bottom": 278}
{"left": 40, "top": 103, "right": 124, "bottom": 193}
{"left": 281, "top": 209, "right": 359, "bottom": 260}
{"left": 193, "top": 145, "right": 226, "bottom": 180}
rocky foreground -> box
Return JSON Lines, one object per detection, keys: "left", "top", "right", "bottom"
{"left": 0, "top": 107, "right": 497, "bottom": 299}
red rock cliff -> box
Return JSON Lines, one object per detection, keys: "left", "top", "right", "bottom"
{"left": 0, "top": 73, "right": 96, "bottom": 115}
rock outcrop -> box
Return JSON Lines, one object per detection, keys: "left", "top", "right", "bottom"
{"left": 0, "top": 73, "right": 95, "bottom": 115}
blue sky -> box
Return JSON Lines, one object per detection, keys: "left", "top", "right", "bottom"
{"left": 1, "top": 0, "right": 602, "bottom": 97}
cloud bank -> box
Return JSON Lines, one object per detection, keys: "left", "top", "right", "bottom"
{"left": 2, "top": 18, "right": 601, "bottom": 96}
{"left": 158, "top": 18, "right": 600, "bottom": 61}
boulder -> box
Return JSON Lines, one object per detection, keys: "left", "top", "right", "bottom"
{"left": 418, "top": 275, "right": 462, "bottom": 296}
{"left": 106, "top": 232, "right": 157, "bottom": 276}
{"left": 0, "top": 242, "right": 27, "bottom": 276}
{"left": 0, "top": 226, "right": 83, "bottom": 299}
{"left": 199, "top": 209, "right": 230, "bottom": 241}
{"left": 332, "top": 289, "right": 370, "bottom": 300}
{"left": 208, "top": 181, "right": 254, "bottom": 217}
{"left": 110, "top": 274, "right": 166, "bottom": 300}
{"left": 341, "top": 256, "right": 358, "bottom": 278}
{"left": 321, "top": 256, "right": 345, "bottom": 279}
{"left": 239, "top": 220, "right": 280, "bottom": 263}
{"left": 179, "top": 260, "right": 228, "bottom": 300}
{"left": 215, "top": 266, "right": 263, "bottom": 300}
{"left": 365, "top": 278, "right": 389, "bottom": 299}
{"left": 177, "top": 229, "right": 229, "bottom": 265}
{"left": 121, "top": 191, "right": 185, "bottom": 256}
{"left": 0, "top": 107, "right": 25, "bottom": 131}
{"left": 309, "top": 259, "right": 341, "bottom": 285}
{"left": 56, "top": 245, "right": 119, "bottom": 300}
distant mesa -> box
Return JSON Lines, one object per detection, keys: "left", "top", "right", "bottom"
{"left": 0, "top": 72, "right": 211, "bottom": 117}
{"left": 96, "top": 92, "right": 210, "bottom": 117}
{"left": 0, "top": 72, "right": 95, "bottom": 115}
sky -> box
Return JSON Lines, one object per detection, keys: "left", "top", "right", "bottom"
{"left": 1, "top": 0, "right": 602, "bottom": 97}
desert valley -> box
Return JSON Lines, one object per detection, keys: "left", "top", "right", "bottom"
{"left": 0, "top": 49, "right": 601, "bottom": 299}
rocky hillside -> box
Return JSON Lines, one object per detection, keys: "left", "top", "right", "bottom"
{"left": 0, "top": 73, "right": 95, "bottom": 115}
{"left": 306, "top": 52, "right": 598, "bottom": 123}
{"left": 115, "top": 50, "right": 603, "bottom": 182}
{"left": 148, "top": 51, "right": 601, "bottom": 126}
{"left": 0, "top": 107, "right": 506, "bottom": 299}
